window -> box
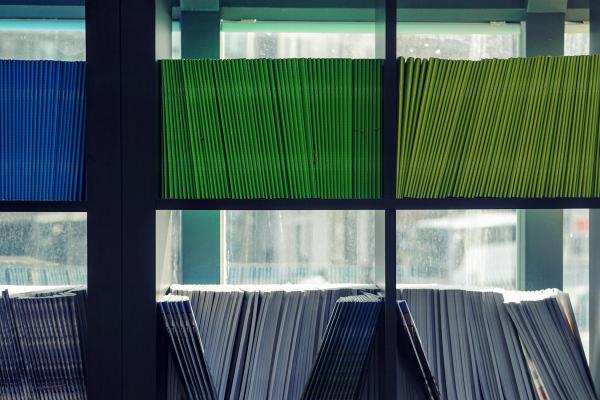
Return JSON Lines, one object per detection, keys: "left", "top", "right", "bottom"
{"left": 0, "top": 22, "right": 87, "bottom": 287}
{"left": 223, "top": 210, "right": 376, "bottom": 284}
{"left": 220, "top": 21, "right": 520, "bottom": 60}
{"left": 396, "top": 210, "right": 518, "bottom": 289}
{"left": 397, "top": 22, "right": 520, "bottom": 59}
{"left": 0, "top": 212, "right": 86, "bottom": 286}
{"left": 208, "top": 22, "right": 522, "bottom": 287}
{"left": 221, "top": 21, "right": 375, "bottom": 59}
{"left": 0, "top": 20, "right": 85, "bottom": 61}
{"left": 565, "top": 22, "right": 589, "bottom": 56}
{"left": 564, "top": 209, "right": 589, "bottom": 358}
{"left": 217, "top": 210, "right": 521, "bottom": 288}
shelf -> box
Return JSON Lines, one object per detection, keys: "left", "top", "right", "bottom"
{"left": 156, "top": 198, "right": 387, "bottom": 210}
{"left": 0, "top": 201, "right": 87, "bottom": 212}
{"left": 156, "top": 197, "right": 600, "bottom": 210}
{"left": 392, "top": 198, "right": 600, "bottom": 209}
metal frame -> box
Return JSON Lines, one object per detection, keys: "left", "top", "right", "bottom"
{"left": 0, "top": 0, "right": 592, "bottom": 21}
{"left": 85, "top": 0, "right": 123, "bottom": 397}
{"left": 158, "top": 198, "right": 600, "bottom": 210}
{"left": 0, "top": 0, "right": 598, "bottom": 398}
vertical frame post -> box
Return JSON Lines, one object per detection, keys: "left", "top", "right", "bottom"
{"left": 179, "top": 6, "right": 222, "bottom": 283}
{"left": 525, "top": 0, "right": 566, "bottom": 56}
{"left": 181, "top": 9, "right": 221, "bottom": 59}
{"left": 521, "top": 4, "right": 565, "bottom": 293}
{"left": 121, "top": 0, "right": 171, "bottom": 398}
{"left": 520, "top": 210, "right": 564, "bottom": 290}
{"left": 86, "top": 0, "right": 123, "bottom": 397}
{"left": 182, "top": 211, "right": 221, "bottom": 284}
{"left": 376, "top": 0, "right": 397, "bottom": 397}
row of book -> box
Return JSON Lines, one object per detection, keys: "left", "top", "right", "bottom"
{"left": 398, "top": 286, "right": 596, "bottom": 399}
{"left": 0, "top": 286, "right": 589, "bottom": 398}
{"left": 0, "top": 265, "right": 86, "bottom": 286}
{"left": 161, "top": 59, "right": 381, "bottom": 199}
{"left": 161, "top": 288, "right": 385, "bottom": 400}
{"left": 162, "top": 55, "right": 600, "bottom": 200}
{"left": 0, "top": 287, "right": 87, "bottom": 399}
{"left": 3, "top": 57, "right": 598, "bottom": 200}
{"left": 164, "top": 284, "right": 596, "bottom": 400}
{"left": 0, "top": 60, "right": 86, "bottom": 201}
{"left": 397, "top": 55, "right": 600, "bottom": 198}
{"left": 159, "top": 294, "right": 216, "bottom": 400}
{"left": 166, "top": 284, "right": 376, "bottom": 400}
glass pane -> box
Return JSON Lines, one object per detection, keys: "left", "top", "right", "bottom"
{"left": 221, "top": 22, "right": 520, "bottom": 60}
{"left": 397, "top": 210, "right": 518, "bottom": 289}
{"left": 0, "top": 20, "right": 85, "bottom": 61}
{"left": 157, "top": 210, "right": 182, "bottom": 287}
{"left": 563, "top": 209, "right": 589, "bottom": 359}
{"left": 222, "top": 29, "right": 375, "bottom": 59}
{"left": 565, "top": 23, "right": 589, "bottom": 56}
{"left": 0, "top": 212, "right": 86, "bottom": 286}
{"left": 223, "top": 210, "right": 375, "bottom": 284}
{"left": 397, "top": 33, "right": 519, "bottom": 59}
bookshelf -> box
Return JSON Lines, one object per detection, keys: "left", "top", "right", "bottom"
{"left": 1, "top": 0, "right": 599, "bottom": 398}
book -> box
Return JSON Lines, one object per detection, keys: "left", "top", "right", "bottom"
{"left": 397, "top": 55, "right": 600, "bottom": 199}
{"left": 161, "top": 59, "right": 381, "bottom": 199}
{"left": 0, "top": 60, "right": 86, "bottom": 201}
{"left": 0, "top": 287, "right": 87, "bottom": 399}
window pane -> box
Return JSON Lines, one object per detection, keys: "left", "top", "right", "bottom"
{"left": 221, "top": 22, "right": 375, "bottom": 59}
{"left": 396, "top": 210, "right": 518, "bottom": 289}
{"left": 0, "top": 20, "right": 85, "bottom": 61}
{"left": 221, "top": 22, "right": 520, "bottom": 60}
{"left": 564, "top": 209, "right": 589, "bottom": 358}
{"left": 0, "top": 212, "right": 86, "bottom": 286}
{"left": 224, "top": 210, "right": 375, "bottom": 284}
{"left": 565, "top": 23, "right": 589, "bottom": 56}
{"left": 397, "top": 31, "right": 519, "bottom": 59}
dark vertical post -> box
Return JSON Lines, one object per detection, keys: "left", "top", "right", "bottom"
{"left": 525, "top": 0, "right": 566, "bottom": 57}
{"left": 521, "top": 210, "right": 564, "bottom": 290}
{"left": 182, "top": 211, "right": 221, "bottom": 284}
{"left": 181, "top": 11, "right": 221, "bottom": 59}
{"left": 525, "top": 13, "right": 565, "bottom": 56}
{"left": 592, "top": 0, "right": 600, "bottom": 55}
{"left": 179, "top": 4, "right": 222, "bottom": 283}
{"left": 521, "top": 2, "right": 565, "bottom": 292}
{"left": 376, "top": 0, "right": 397, "bottom": 397}
{"left": 121, "top": 0, "right": 171, "bottom": 399}
{"left": 86, "top": 0, "right": 123, "bottom": 397}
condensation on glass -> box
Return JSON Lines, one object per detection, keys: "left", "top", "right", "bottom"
{"left": 396, "top": 210, "right": 518, "bottom": 289}
{"left": 220, "top": 22, "right": 519, "bottom": 60}
{"left": 222, "top": 30, "right": 375, "bottom": 59}
{"left": 564, "top": 23, "right": 589, "bottom": 56}
{"left": 0, "top": 212, "right": 86, "bottom": 286}
{"left": 0, "top": 20, "right": 85, "bottom": 61}
{"left": 397, "top": 24, "right": 519, "bottom": 60}
{"left": 223, "top": 211, "right": 375, "bottom": 285}
{"left": 563, "top": 209, "right": 589, "bottom": 359}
